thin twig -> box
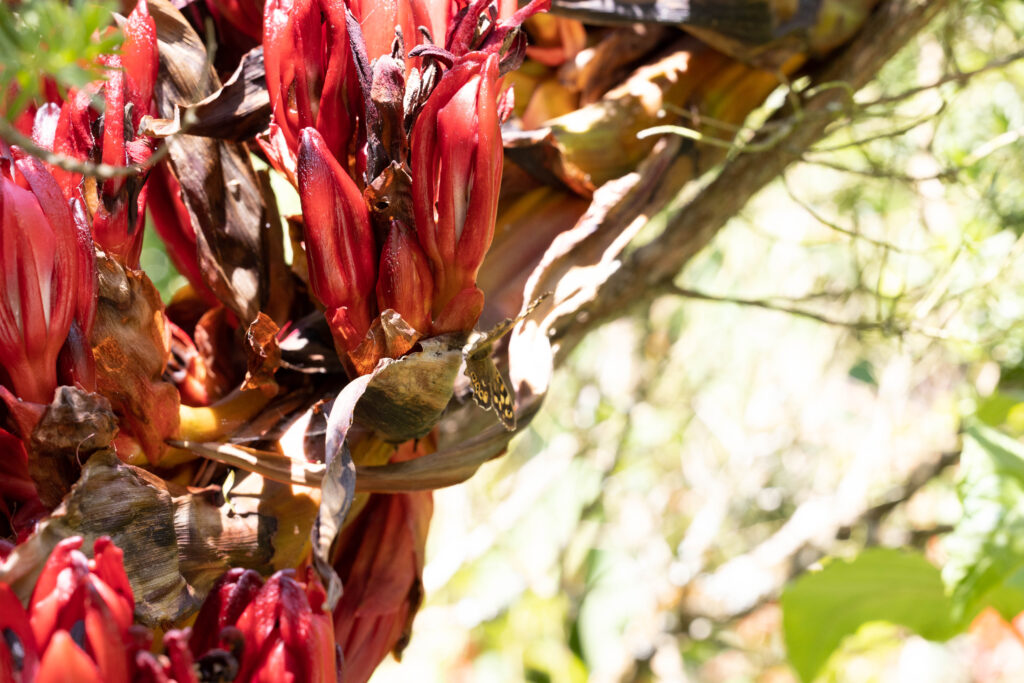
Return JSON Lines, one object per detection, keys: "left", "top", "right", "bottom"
{"left": 781, "top": 172, "right": 924, "bottom": 254}
{"left": 861, "top": 47, "right": 1024, "bottom": 107}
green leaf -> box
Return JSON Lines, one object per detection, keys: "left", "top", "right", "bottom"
{"left": 781, "top": 549, "right": 957, "bottom": 682}
{"left": 942, "top": 423, "right": 1024, "bottom": 623}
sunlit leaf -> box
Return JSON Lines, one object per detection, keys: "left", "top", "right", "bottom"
{"left": 781, "top": 549, "right": 957, "bottom": 682}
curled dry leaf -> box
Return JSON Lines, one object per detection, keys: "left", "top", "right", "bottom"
{"left": 148, "top": 0, "right": 291, "bottom": 325}
{"left": 141, "top": 46, "right": 271, "bottom": 141}
{"left": 243, "top": 313, "right": 281, "bottom": 392}
{"left": 350, "top": 330, "right": 464, "bottom": 444}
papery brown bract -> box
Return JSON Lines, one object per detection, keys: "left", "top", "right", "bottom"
{"left": 91, "top": 253, "right": 180, "bottom": 465}
{"left": 411, "top": 53, "right": 503, "bottom": 334}
{"left": 297, "top": 128, "right": 378, "bottom": 354}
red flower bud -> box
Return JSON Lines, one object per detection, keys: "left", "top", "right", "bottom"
{"left": 411, "top": 53, "right": 502, "bottom": 333}
{"left": 205, "top": 0, "right": 265, "bottom": 42}
{"left": 189, "top": 567, "right": 265, "bottom": 658}
{"left": 348, "top": 0, "right": 448, "bottom": 69}
{"left": 46, "top": 0, "right": 157, "bottom": 269}
{"left": 263, "top": 0, "right": 360, "bottom": 176}
{"left": 0, "top": 157, "right": 81, "bottom": 404}
{"left": 234, "top": 571, "right": 338, "bottom": 683}
{"left": 297, "top": 128, "right": 377, "bottom": 352}
{"left": 376, "top": 220, "right": 434, "bottom": 336}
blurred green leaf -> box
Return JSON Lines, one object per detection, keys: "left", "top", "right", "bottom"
{"left": 781, "top": 549, "right": 957, "bottom": 682}
{"left": 942, "top": 424, "right": 1024, "bottom": 623}
{"left": 0, "top": 0, "right": 120, "bottom": 119}
{"left": 848, "top": 359, "right": 878, "bottom": 386}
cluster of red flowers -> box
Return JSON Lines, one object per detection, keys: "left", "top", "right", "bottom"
{"left": 263, "top": 0, "right": 545, "bottom": 371}
{"left": 0, "top": 537, "right": 338, "bottom": 682}
{"left": 0, "top": 0, "right": 548, "bottom": 680}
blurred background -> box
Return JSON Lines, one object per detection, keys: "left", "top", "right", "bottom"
{"left": 134, "top": 0, "right": 1024, "bottom": 680}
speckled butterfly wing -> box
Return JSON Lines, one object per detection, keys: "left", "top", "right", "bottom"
{"left": 463, "top": 296, "right": 548, "bottom": 431}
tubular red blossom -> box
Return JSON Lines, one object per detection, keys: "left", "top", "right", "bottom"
{"left": 348, "top": 0, "right": 448, "bottom": 68}
{"left": 36, "top": 631, "right": 105, "bottom": 683}
{"left": 28, "top": 537, "right": 135, "bottom": 683}
{"left": 234, "top": 571, "right": 339, "bottom": 683}
{"left": 0, "top": 158, "right": 80, "bottom": 404}
{"left": 0, "top": 583, "right": 39, "bottom": 682}
{"left": 297, "top": 128, "right": 377, "bottom": 351}
{"left": 205, "top": 0, "right": 265, "bottom": 41}
{"left": 162, "top": 629, "right": 199, "bottom": 683}
{"left": 188, "top": 568, "right": 339, "bottom": 683}
{"left": 0, "top": 427, "right": 36, "bottom": 505}
{"left": 410, "top": 53, "right": 502, "bottom": 333}
{"left": 263, "top": 0, "right": 360, "bottom": 175}
{"left": 376, "top": 220, "right": 434, "bottom": 336}
{"left": 44, "top": 0, "right": 157, "bottom": 269}
{"left": 189, "top": 567, "right": 266, "bottom": 658}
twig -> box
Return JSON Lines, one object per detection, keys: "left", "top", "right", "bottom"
{"left": 781, "top": 172, "right": 924, "bottom": 254}
{"left": 662, "top": 283, "right": 904, "bottom": 333}
{"left": 862, "top": 47, "right": 1024, "bottom": 107}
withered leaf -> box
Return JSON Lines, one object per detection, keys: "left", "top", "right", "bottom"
{"left": 142, "top": 47, "right": 271, "bottom": 141}
{"left": 351, "top": 334, "right": 463, "bottom": 443}
{"left": 243, "top": 313, "right": 281, "bottom": 392}
{"left": 312, "top": 377, "right": 366, "bottom": 608}
{"left": 502, "top": 126, "right": 595, "bottom": 197}
{"left": 148, "top": 0, "right": 288, "bottom": 324}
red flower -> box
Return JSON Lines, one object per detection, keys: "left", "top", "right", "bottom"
{"left": 0, "top": 583, "right": 39, "bottom": 682}
{"left": 376, "top": 220, "right": 434, "bottom": 336}
{"left": 190, "top": 567, "right": 340, "bottom": 683}
{"left": 263, "top": 0, "right": 360, "bottom": 177}
{"left": 297, "top": 127, "right": 377, "bottom": 353}
{"left": 411, "top": 53, "right": 503, "bottom": 334}
{"left": 28, "top": 537, "right": 136, "bottom": 683}
{"left": 0, "top": 155, "right": 83, "bottom": 404}
{"left": 47, "top": 0, "right": 157, "bottom": 269}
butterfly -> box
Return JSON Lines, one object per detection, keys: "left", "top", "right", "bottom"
{"left": 463, "top": 295, "right": 548, "bottom": 431}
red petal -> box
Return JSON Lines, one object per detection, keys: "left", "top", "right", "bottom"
{"left": 36, "top": 631, "right": 104, "bottom": 683}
